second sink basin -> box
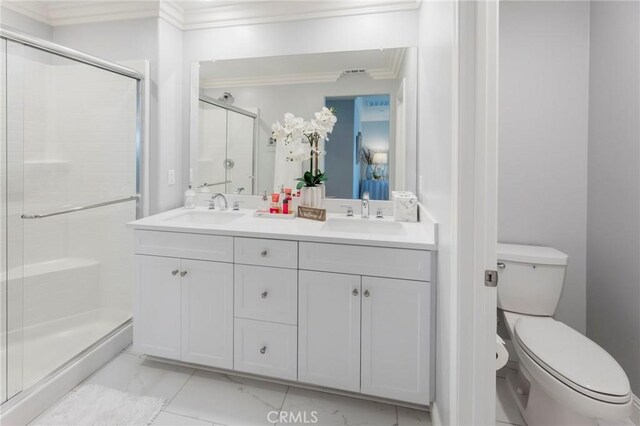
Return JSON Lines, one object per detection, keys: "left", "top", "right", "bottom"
{"left": 165, "top": 210, "right": 245, "bottom": 225}
{"left": 321, "top": 217, "right": 406, "bottom": 236}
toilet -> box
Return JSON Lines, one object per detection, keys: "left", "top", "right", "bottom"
{"left": 497, "top": 243, "right": 633, "bottom": 426}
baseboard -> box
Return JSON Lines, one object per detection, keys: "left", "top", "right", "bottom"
{"left": 631, "top": 394, "right": 640, "bottom": 426}
{"left": 430, "top": 402, "right": 443, "bottom": 426}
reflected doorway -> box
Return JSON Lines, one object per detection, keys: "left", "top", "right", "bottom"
{"left": 325, "top": 95, "right": 391, "bottom": 200}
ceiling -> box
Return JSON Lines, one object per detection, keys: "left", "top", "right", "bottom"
{"left": 2, "top": 0, "right": 421, "bottom": 31}
{"left": 199, "top": 48, "right": 405, "bottom": 88}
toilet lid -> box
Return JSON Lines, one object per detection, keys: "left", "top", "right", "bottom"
{"left": 515, "top": 317, "right": 631, "bottom": 403}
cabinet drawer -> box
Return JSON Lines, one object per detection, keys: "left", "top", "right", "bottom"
{"left": 234, "top": 318, "right": 297, "bottom": 381}
{"left": 299, "top": 242, "right": 431, "bottom": 281}
{"left": 134, "top": 230, "right": 233, "bottom": 262}
{"left": 234, "top": 237, "right": 297, "bottom": 269}
{"left": 234, "top": 265, "right": 297, "bottom": 325}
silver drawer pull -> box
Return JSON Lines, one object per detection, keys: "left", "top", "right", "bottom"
{"left": 363, "top": 289, "right": 370, "bottom": 297}
{"left": 171, "top": 270, "right": 179, "bottom": 276}
{"left": 180, "top": 271, "right": 187, "bottom": 277}
{"left": 497, "top": 262, "right": 506, "bottom": 269}
{"left": 260, "top": 250, "right": 268, "bottom": 257}
{"left": 261, "top": 291, "right": 268, "bottom": 299}
{"left": 260, "top": 345, "right": 267, "bottom": 354}
{"left": 352, "top": 288, "right": 359, "bottom": 296}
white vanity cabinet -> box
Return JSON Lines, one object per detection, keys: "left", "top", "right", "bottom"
{"left": 298, "top": 271, "right": 362, "bottom": 392}
{"left": 133, "top": 231, "right": 234, "bottom": 369}
{"left": 298, "top": 242, "right": 434, "bottom": 404}
{"left": 133, "top": 228, "right": 434, "bottom": 406}
{"left": 180, "top": 259, "right": 233, "bottom": 369}
{"left": 134, "top": 255, "right": 182, "bottom": 359}
{"left": 232, "top": 238, "right": 299, "bottom": 380}
{"left": 360, "top": 276, "right": 431, "bottom": 404}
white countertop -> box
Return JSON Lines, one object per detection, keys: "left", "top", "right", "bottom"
{"left": 128, "top": 207, "right": 437, "bottom": 251}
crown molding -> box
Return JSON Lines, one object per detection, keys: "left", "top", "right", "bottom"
{"left": 46, "top": 1, "right": 159, "bottom": 27}
{"left": 368, "top": 47, "right": 405, "bottom": 79}
{"left": 1, "top": 1, "right": 52, "bottom": 25}
{"left": 2, "top": 0, "right": 420, "bottom": 32}
{"left": 159, "top": 0, "right": 184, "bottom": 29}
{"left": 201, "top": 46, "right": 405, "bottom": 88}
{"left": 181, "top": 1, "right": 421, "bottom": 31}
{"left": 201, "top": 71, "right": 343, "bottom": 89}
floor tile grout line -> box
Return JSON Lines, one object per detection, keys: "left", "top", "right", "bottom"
{"left": 161, "top": 408, "right": 217, "bottom": 425}
{"left": 164, "top": 367, "right": 197, "bottom": 408}
{"left": 273, "top": 386, "right": 291, "bottom": 425}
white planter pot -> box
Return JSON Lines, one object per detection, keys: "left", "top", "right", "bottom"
{"left": 301, "top": 186, "right": 322, "bottom": 208}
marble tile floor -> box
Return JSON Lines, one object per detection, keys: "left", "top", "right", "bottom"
{"left": 496, "top": 368, "right": 525, "bottom": 426}
{"left": 31, "top": 345, "right": 432, "bottom": 426}
{"left": 32, "top": 345, "right": 525, "bottom": 426}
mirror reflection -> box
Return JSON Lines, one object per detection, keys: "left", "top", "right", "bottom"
{"left": 192, "top": 47, "right": 417, "bottom": 200}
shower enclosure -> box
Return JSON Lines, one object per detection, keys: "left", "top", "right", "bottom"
{"left": 0, "top": 29, "right": 142, "bottom": 405}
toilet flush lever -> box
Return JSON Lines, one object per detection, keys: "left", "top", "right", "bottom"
{"left": 485, "top": 270, "right": 498, "bottom": 287}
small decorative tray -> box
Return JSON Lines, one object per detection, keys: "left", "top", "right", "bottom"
{"left": 253, "top": 210, "right": 297, "bottom": 219}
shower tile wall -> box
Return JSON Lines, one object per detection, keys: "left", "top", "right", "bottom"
{"left": 18, "top": 58, "right": 136, "bottom": 327}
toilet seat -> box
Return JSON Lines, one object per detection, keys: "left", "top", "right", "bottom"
{"left": 514, "top": 316, "right": 631, "bottom": 406}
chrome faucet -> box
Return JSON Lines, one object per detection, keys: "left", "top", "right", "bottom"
{"left": 209, "top": 193, "right": 228, "bottom": 210}
{"left": 361, "top": 192, "right": 370, "bottom": 219}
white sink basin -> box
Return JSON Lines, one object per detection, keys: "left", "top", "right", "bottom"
{"left": 321, "top": 217, "right": 406, "bottom": 236}
{"left": 165, "top": 210, "right": 245, "bottom": 225}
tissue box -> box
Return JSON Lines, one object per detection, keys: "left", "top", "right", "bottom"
{"left": 392, "top": 191, "right": 418, "bottom": 222}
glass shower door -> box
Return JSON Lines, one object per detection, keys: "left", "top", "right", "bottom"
{"left": 4, "top": 40, "right": 139, "bottom": 397}
{"left": 197, "top": 99, "right": 256, "bottom": 194}
{"left": 226, "top": 110, "right": 255, "bottom": 194}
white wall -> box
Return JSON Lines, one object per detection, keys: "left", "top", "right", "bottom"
{"left": 586, "top": 0, "right": 640, "bottom": 396}
{"left": 0, "top": 7, "right": 53, "bottom": 40}
{"left": 498, "top": 1, "right": 590, "bottom": 333}
{"left": 156, "top": 19, "right": 184, "bottom": 212}
{"left": 417, "top": 1, "right": 458, "bottom": 424}
{"left": 52, "top": 18, "right": 184, "bottom": 215}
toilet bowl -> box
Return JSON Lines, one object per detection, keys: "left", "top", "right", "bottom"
{"left": 502, "top": 311, "right": 632, "bottom": 424}
{"left": 497, "top": 243, "right": 633, "bottom": 425}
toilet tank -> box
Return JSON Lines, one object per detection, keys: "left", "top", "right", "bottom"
{"left": 497, "top": 243, "right": 568, "bottom": 316}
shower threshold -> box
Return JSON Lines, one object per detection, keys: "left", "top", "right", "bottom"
{"left": 5, "top": 309, "right": 131, "bottom": 391}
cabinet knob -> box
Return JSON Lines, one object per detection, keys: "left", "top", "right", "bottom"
{"left": 260, "top": 345, "right": 267, "bottom": 354}
{"left": 171, "top": 269, "right": 179, "bottom": 276}
{"left": 363, "top": 289, "right": 371, "bottom": 298}
{"left": 180, "top": 271, "right": 187, "bottom": 277}
{"left": 352, "top": 288, "right": 359, "bottom": 296}
{"left": 260, "top": 250, "right": 268, "bottom": 257}
{"left": 261, "top": 291, "right": 268, "bottom": 299}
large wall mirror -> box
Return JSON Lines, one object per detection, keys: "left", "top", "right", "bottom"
{"left": 190, "top": 47, "right": 417, "bottom": 200}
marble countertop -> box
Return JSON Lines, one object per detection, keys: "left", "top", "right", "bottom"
{"left": 128, "top": 207, "right": 437, "bottom": 251}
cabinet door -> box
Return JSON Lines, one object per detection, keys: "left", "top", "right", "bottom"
{"left": 298, "top": 271, "right": 361, "bottom": 392}
{"left": 361, "top": 277, "right": 432, "bottom": 404}
{"left": 181, "top": 259, "right": 233, "bottom": 369}
{"left": 134, "top": 255, "right": 181, "bottom": 359}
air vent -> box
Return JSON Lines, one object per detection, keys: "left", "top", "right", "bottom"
{"left": 343, "top": 69, "right": 367, "bottom": 75}
{"left": 364, "top": 100, "right": 390, "bottom": 108}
